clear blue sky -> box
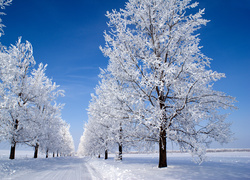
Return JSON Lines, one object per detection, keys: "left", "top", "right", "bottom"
{"left": 0, "top": 0, "right": 249, "bottom": 150}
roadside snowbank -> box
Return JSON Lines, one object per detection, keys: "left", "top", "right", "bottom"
{"left": 85, "top": 152, "right": 250, "bottom": 180}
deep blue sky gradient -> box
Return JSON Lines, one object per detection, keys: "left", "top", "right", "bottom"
{"left": 0, "top": 0, "right": 249, "bottom": 150}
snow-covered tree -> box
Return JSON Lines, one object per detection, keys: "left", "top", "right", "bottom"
{"left": 0, "top": 38, "right": 39, "bottom": 159}
{"left": 78, "top": 119, "right": 105, "bottom": 157}
{"left": 0, "top": 0, "right": 12, "bottom": 142}
{"left": 0, "top": 51, "right": 12, "bottom": 141}
{"left": 0, "top": 38, "right": 73, "bottom": 159}
{"left": 78, "top": 70, "right": 155, "bottom": 159}
{"left": 78, "top": 77, "right": 120, "bottom": 158}
{"left": 26, "top": 63, "right": 65, "bottom": 158}
{"left": 89, "top": 74, "right": 127, "bottom": 160}
{"left": 54, "top": 120, "right": 75, "bottom": 157}
{"left": 0, "top": 0, "right": 12, "bottom": 37}
{"left": 100, "top": 0, "right": 236, "bottom": 168}
{"left": 0, "top": 0, "right": 74, "bottom": 159}
{"left": 35, "top": 101, "right": 74, "bottom": 158}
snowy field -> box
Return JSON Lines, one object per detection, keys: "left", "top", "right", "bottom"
{"left": 1, "top": 150, "right": 250, "bottom": 180}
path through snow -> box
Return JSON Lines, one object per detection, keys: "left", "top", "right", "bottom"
{"left": 1, "top": 151, "right": 250, "bottom": 179}
{"left": 1, "top": 157, "right": 99, "bottom": 180}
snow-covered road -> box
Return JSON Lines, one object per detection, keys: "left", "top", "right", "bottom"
{"left": 1, "top": 151, "right": 250, "bottom": 180}
{"left": 1, "top": 157, "right": 99, "bottom": 180}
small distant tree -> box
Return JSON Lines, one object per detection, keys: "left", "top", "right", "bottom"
{"left": 101, "top": 0, "right": 236, "bottom": 168}
{"left": 58, "top": 122, "right": 75, "bottom": 156}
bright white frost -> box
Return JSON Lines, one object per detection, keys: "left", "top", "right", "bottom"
{"left": 79, "top": 0, "right": 236, "bottom": 165}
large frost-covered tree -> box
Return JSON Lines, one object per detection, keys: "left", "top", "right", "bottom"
{"left": 100, "top": 0, "right": 236, "bottom": 168}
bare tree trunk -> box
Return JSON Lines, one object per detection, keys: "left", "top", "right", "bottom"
{"left": 9, "top": 142, "right": 16, "bottom": 160}
{"left": 34, "top": 143, "right": 39, "bottom": 158}
{"left": 118, "top": 124, "right": 122, "bottom": 160}
{"left": 157, "top": 91, "right": 167, "bottom": 168}
{"left": 57, "top": 151, "right": 59, "bottom": 157}
{"left": 53, "top": 152, "right": 55, "bottom": 157}
{"left": 158, "top": 128, "right": 167, "bottom": 168}
{"left": 105, "top": 149, "right": 108, "bottom": 160}
{"left": 10, "top": 119, "right": 19, "bottom": 160}
{"left": 98, "top": 154, "right": 100, "bottom": 158}
{"left": 46, "top": 149, "right": 49, "bottom": 158}
{"left": 118, "top": 143, "right": 122, "bottom": 160}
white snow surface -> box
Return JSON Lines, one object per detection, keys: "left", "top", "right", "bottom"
{"left": 0, "top": 150, "right": 250, "bottom": 180}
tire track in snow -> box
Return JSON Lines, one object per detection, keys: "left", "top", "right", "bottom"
{"left": 86, "top": 164, "right": 103, "bottom": 180}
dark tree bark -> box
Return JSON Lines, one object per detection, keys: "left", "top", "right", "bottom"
{"left": 118, "top": 143, "right": 122, "bottom": 160}
{"left": 118, "top": 124, "right": 122, "bottom": 160}
{"left": 158, "top": 128, "right": 167, "bottom": 168}
{"left": 9, "top": 142, "right": 16, "bottom": 160}
{"left": 9, "top": 119, "right": 19, "bottom": 160}
{"left": 53, "top": 152, "right": 55, "bottom": 157}
{"left": 157, "top": 91, "right": 167, "bottom": 168}
{"left": 98, "top": 154, "right": 100, "bottom": 158}
{"left": 104, "top": 149, "right": 108, "bottom": 160}
{"left": 34, "top": 143, "right": 39, "bottom": 158}
{"left": 46, "top": 149, "right": 49, "bottom": 158}
{"left": 57, "top": 151, "right": 59, "bottom": 157}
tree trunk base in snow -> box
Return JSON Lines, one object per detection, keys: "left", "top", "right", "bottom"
{"left": 118, "top": 144, "right": 122, "bottom": 160}
{"left": 158, "top": 130, "right": 167, "bottom": 168}
{"left": 9, "top": 143, "right": 16, "bottom": 160}
{"left": 105, "top": 150, "right": 108, "bottom": 160}
{"left": 34, "top": 144, "right": 39, "bottom": 158}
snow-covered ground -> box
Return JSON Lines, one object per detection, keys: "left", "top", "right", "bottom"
{"left": 1, "top": 150, "right": 250, "bottom": 180}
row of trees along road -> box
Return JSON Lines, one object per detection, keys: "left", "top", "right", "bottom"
{"left": 78, "top": 0, "right": 236, "bottom": 168}
{"left": 0, "top": 0, "right": 75, "bottom": 159}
